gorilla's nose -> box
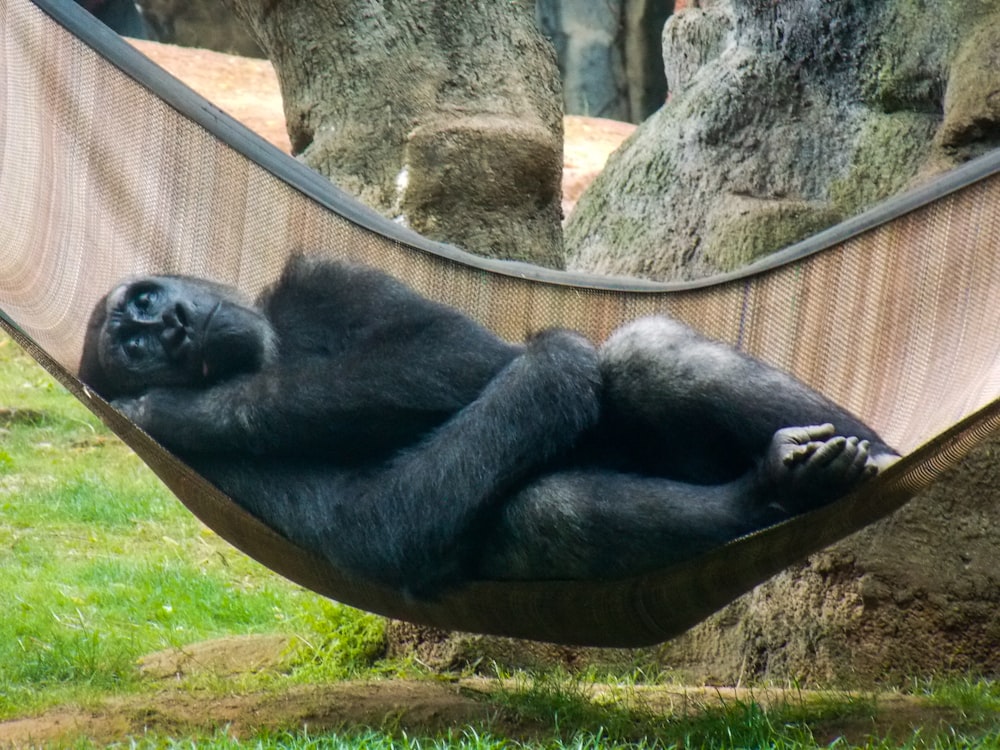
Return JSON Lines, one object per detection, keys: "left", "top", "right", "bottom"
{"left": 160, "top": 305, "right": 191, "bottom": 357}
{"left": 160, "top": 325, "right": 189, "bottom": 356}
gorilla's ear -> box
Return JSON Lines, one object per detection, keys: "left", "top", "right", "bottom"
{"left": 78, "top": 292, "right": 115, "bottom": 399}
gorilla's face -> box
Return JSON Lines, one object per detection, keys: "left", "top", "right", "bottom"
{"left": 81, "top": 275, "right": 276, "bottom": 398}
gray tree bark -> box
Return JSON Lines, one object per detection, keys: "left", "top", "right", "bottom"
{"left": 227, "top": 0, "right": 566, "bottom": 267}
{"left": 536, "top": 0, "right": 671, "bottom": 123}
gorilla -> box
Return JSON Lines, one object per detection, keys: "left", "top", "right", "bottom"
{"left": 79, "top": 255, "right": 898, "bottom": 597}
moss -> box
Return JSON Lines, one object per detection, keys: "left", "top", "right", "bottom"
{"left": 863, "top": 0, "right": 997, "bottom": 114}
{"left": 829, "top": 111, "right": 939, "bottom": 216}
{"left": 937, "top": 13, "right": 1000, "bottom": 149}
{"left": 703, "top": 198, "right": 843, "bottom": 273}
{"left": 863, "top": 0, "right": 953, "bottom": 113}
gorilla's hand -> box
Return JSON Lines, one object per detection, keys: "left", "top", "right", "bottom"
{"left": 110, "top": 394, "right": 151, "bottom": 427}
{"left": 110, "top": 382, "right": 265, "bottom": 455}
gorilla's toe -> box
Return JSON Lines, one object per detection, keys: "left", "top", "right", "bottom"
{"left": 765, "top": 424, "right": 878, "bottom": 514}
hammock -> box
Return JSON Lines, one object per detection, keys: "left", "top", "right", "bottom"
{"left": 3, "top": 0, "right": 1000, "bottom": 648}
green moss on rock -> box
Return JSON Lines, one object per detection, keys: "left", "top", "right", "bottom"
{"left": 937, "top": 13, "right": 1000, "bottom": 148}
{"left": 704, "top": 197, "right": 842, "bottom": 272}
{"left": 829, "top": 112, "right": 939, "bottom": 216}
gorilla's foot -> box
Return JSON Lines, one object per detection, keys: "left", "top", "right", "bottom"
{"left": 764, "top": 424, "right": 878, "bottom": 514}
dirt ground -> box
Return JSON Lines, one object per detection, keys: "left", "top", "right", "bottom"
{"left": 0, "top": 680, "right": 964, "bottom": 747}
{"left": 0, "top": 683, "right": 962, "bottom": 748}
{"left": 0, "top": 636, "right": 970, "bottom": 747}
{"left": 0, "top": 678, "right": 506, "bottom": 746}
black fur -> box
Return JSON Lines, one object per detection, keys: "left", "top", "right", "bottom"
{"left": 79, "top": 255, "right": 898, "bottom": 596}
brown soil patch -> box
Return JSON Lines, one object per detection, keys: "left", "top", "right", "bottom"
{"left": 562, "top": 116, "right": 636, "bottom": 215}
{"left": 138, "top": 635, "right": 295, "bottom": 680}
{"left": 0, "top": 678, "right": 966, "bottom": 748}
{"left": 0, "top": 681, "right": 501, "bottom": 748}
{"left": 0, "top": 637, "right": 971, "bottom": 748}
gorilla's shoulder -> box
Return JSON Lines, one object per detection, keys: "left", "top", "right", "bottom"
{"left": 257, "top": 255, "right": 474, "bottom": 354}
{"left": 270, "top": 255, "right": 401, "bottom": 298}
{"left": 259, "top": 255, "right": 405, "bottom": 318}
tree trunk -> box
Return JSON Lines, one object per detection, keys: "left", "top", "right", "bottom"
{"left": 228, "top": 0, "right": 566, "bottom": 266}
{"left": 535, "top": 0, "right": 671, "bottom": 124}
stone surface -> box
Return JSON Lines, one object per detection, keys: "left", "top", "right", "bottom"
{"left": 566, "top": 0, "right": 1000, "bottom": 281}
{"left": 136, "top": 0, "right": 263, "bottom": 57}
{"left": 656, "top": 433, "right": 1000, "bottom": 686}
{"left": 536, "top": 0, "right": 671, "bottom": 123}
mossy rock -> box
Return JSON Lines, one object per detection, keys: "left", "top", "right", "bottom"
{"left": 937, "top": 13, "right": 1000, "bottom": 149}
{"left": 703, "top": 196, "right": 842, "bottom": 272}
{"left": 829, "top": 112, "right": 939, "bottom": 216}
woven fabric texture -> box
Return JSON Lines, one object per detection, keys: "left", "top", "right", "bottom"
{"left": 2, "top": 0, "right": 1000, "bottom": 645}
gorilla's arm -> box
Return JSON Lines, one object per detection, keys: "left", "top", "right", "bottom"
{"left": 112, "top": 260, "right": 522, "bottom": 462}
{"left": 113, "top": 331, "right": 516, "bottom": 461}
{"left": 194, "top": 329, "right": 602, "bottom": 595}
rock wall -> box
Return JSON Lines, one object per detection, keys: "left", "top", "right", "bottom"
{"left": 656, "top": 433, "right": 1000, "bottom": 686}
{"left": 566, "top": 0, "right": 1000, "bottom": 280}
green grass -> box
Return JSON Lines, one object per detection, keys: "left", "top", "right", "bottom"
{"left": 919, "top": 677, "right": 1000, "bottom": 723}
{"left": 2, "top": 333, "right": 1000, "bottom": 749}
{"left": 0, "top": 335, "right": 386, "bottom": 717}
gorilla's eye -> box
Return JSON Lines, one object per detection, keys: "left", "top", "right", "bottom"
{"left": 129, "top": 286, "right": 161, "bottom": 318}
{"left": 122, "top": 333, "right": 152, "bottom": 361}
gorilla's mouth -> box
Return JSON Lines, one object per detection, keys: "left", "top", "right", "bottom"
{"left": 197, "top": 300, "right": 268, "bottom": 382}
{"left": 200, "top": 301, "right": 224, "bottom": 379}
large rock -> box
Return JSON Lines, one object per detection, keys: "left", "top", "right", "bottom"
{"left": 656, "top": 433, "right": 1000, "bottom": 686}
{"left": 566, "top": 0, "right": 1000, "bottom": 280}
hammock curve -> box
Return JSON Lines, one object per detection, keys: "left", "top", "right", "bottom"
{"left": 2, "top": 0, "right": 1000, "bottom": 646}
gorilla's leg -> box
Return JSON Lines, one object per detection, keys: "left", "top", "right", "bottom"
{"left": 597, "top": 316, "right": 898, "bottom": 483}
{"left": 202, "top": 329, "right": 602, "bottom": 597}
{"left": 478, "top": 424, "right": 873, "bottom": 581}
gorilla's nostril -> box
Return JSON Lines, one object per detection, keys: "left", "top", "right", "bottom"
{"left": 161, "top": 324, "right": 190, "bottom": 357}
{"left": 174, "top": 303, "right": 188, "bottom": 327}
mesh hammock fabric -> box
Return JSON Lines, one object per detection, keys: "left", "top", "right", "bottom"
{"left": 3, "top": 0, "right": 1000, "bottom": 647}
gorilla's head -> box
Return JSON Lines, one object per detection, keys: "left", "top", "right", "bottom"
{"left": 79, "top": 275, "right": 277, "bottom": 399}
